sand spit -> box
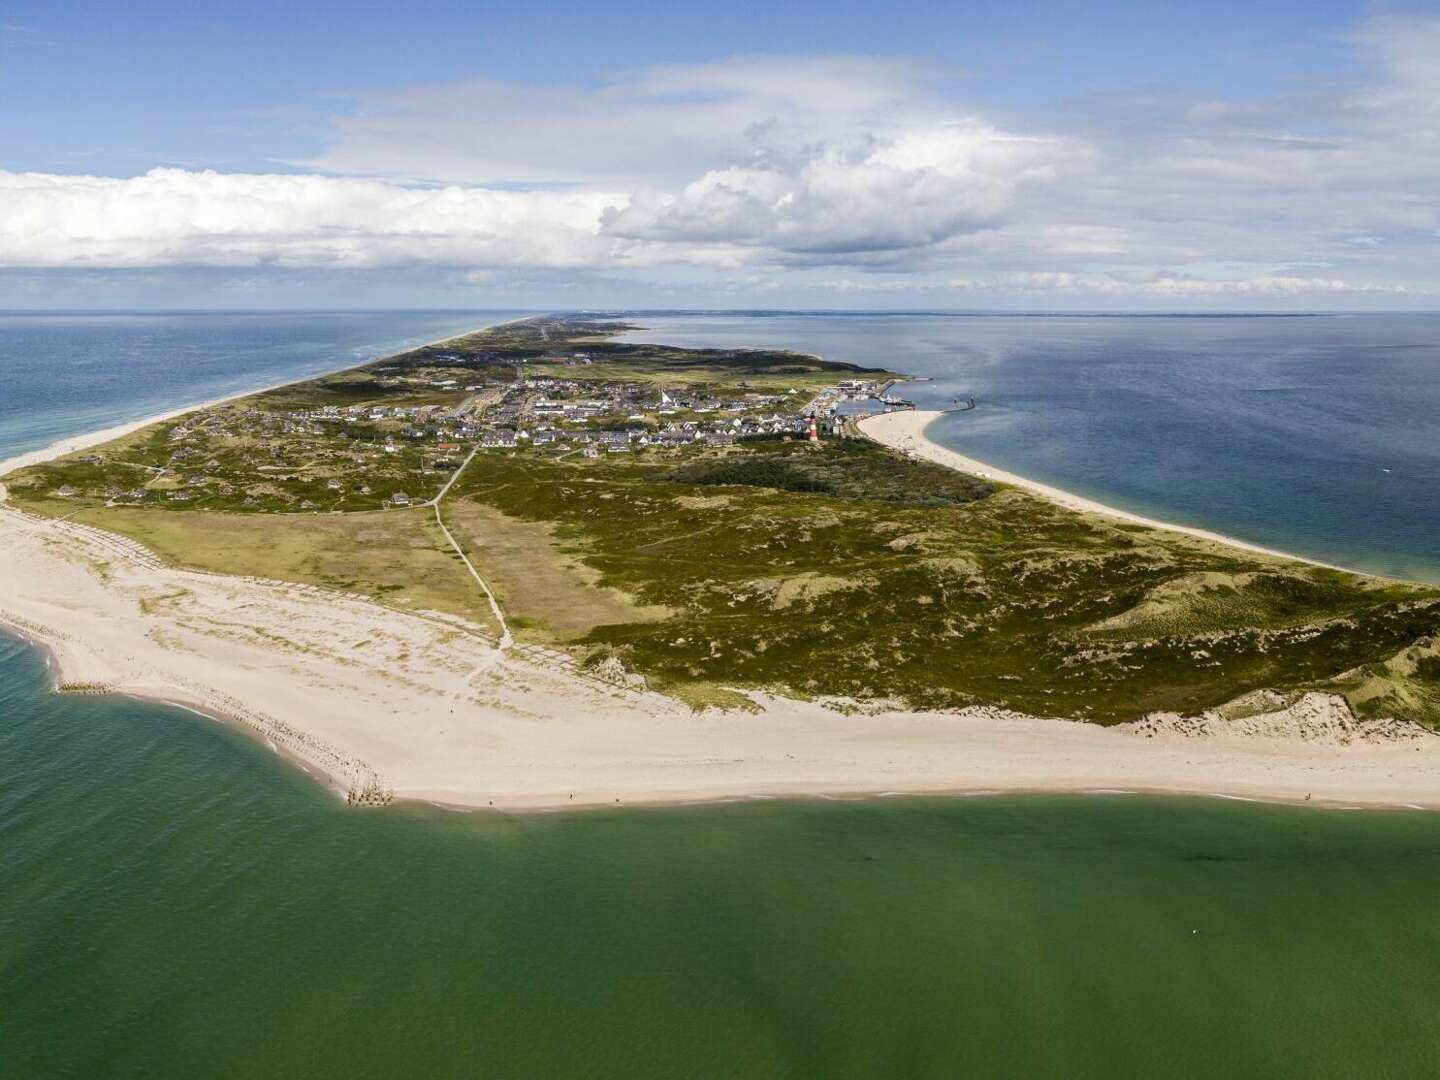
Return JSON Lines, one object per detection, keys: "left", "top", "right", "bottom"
{"left": 4, "top": 494, "right": 1440, "bottom": 811}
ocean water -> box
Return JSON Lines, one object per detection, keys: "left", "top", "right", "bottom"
{"left": 5, "top": 310, "right": 1440, "bottom": 1077}
{"left": 615, "top": 312, "right": 1440, "bottom": 582}
{"left": 0, "top": 310, "right": 528, "bottom": 462}
{"left": 4, "top": 637, "right": 1440, "bottom": 1078}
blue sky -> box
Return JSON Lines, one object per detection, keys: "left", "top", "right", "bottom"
{"left": 2, "top": 0, "right": 1438, "bottom": 309}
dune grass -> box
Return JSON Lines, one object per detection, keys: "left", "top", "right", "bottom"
{"left": 450, "top": 440, "right": 1440, "bottom": 724}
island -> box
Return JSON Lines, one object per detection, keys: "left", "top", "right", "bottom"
{"left": 2, "top": 315, "right": 1438, "bottom": 809}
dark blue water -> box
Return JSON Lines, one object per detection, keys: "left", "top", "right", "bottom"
{"left": 615, "top": 313, "right": 1440, "bottom": 582}
{"left": 0, "top": 310, "right": 528, "bottom": 461}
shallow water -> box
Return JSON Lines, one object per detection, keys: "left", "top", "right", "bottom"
{"left": 3, "top": 637, "right": 1440, "bottom": 1078}
{"left": 5, "top": 310, "right": 1440, "bottom": 1077}
{"left": 616, "top": 312, "right": 1440, "bottom": 581}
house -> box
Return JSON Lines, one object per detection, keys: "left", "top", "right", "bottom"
{"left": 390, "top": 492, "right": 412, "bottom": 507}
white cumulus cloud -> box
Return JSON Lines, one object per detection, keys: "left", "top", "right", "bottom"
{"left": 601, "top": 125, "right": 1064, "bottom": 256}
{"left": 0, "top": 168, "right": 622, "bottom": 269}
{"left": 4, "top": 16, "right": 1440, "bottom": 308}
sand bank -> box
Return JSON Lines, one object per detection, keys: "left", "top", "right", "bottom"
{"left": 3, "top": 497, "right": 1438, "bottom": 812}
{"left": 859, "top": 410, "right": 1348, "bottom": 572}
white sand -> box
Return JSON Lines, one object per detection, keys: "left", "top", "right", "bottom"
{"left": 860, "top": 410, "right": 1348, "bottom": 571}
{"left": 3, "top": 499, "right": 1438, "bottom": 811}
{"left": 2, "top": 402, "right": 1438, "bottom": 812}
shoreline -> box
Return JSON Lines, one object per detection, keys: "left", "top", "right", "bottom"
{"left": 7, "top": 589, "right": 1434, "bottom": 818}
{"left": 3, "top": 333, "right": 1440, "bottom": 814}
{"left": 859, "top": 410, "right": 1355, "bottom": 574}
{"left": 0, "top": 610, "right": 361, "bottom": 802}
{"left": 4, "top": 511, "right": 1438, "bottom": 813}
{"left": 0, "top": 316, "right": 528, "bottom": 480}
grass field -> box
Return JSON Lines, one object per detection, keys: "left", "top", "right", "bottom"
{"left": 441, "top": 500, "right": 670, "bottom": 642}
{"left": 32, "top": 501, "right": 503, "bottom": 636}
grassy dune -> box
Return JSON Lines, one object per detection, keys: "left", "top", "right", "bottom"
{"left": 451, "top": 439, "right": 1440, "bottom": 722}
{"left": 7, "top": 315, "right": 1440, "bottom": 725}
{"left": 441, "top": 500, "right": 671, "bottom": 642}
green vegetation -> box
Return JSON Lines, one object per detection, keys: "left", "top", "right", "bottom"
{"left": 670, "top": 438, "right": 991, "bottom": 506}
{"left": 441, "top": 500, "right": 671, "bottom": 643}
{"left": 7, "top": 314, "right": 1440, "bottom": 726}
{"left": 31, "top": 503, "right": 504, "bottom": 635}
{"left": 451, "top": 441, "right": 1440, "bottom": 723}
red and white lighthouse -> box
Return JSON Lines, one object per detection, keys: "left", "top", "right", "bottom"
{"left": 807, "top": 415, "right": 819, "bottom": 442}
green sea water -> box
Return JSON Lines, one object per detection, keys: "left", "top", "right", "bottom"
{"left": 4, "top": 636, "right": 1440, "bottom": 1078}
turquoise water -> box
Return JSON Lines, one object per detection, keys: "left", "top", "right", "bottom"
{"left": 6, "top": 310, "right": 1440, "bottom": 1076}
{"left": 616, "top": 312, "right": 1440, "bottom": 582}
{"left": 4, "top": 636, "right": 1440, "bottom": 1078}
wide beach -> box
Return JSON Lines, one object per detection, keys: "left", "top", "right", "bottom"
{"left": 3, "top": 386, "right": 1439, "bottom": 811}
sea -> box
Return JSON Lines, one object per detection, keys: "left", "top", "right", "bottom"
{"left": 4, "top": 310, "right": 1440, "bottom": 1078}
{"left": 615, "top": 312, "right": 1440, "bottom": 583}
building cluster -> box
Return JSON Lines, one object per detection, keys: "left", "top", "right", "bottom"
{"left": 46, "top": 363, "right": 897, "bottom": 511}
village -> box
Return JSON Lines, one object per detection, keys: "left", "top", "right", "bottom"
{"left": 26, "top": 323, "right": 903, "bottom": 517}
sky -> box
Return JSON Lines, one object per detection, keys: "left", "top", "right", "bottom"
{"left": 2, "top": 0, "right": 1438, "bottom": 311}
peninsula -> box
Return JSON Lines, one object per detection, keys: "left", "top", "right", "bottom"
{"left": 3, "top": 315, "right": 1439, "bottom": 810}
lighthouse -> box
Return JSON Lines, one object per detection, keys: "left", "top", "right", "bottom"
{"left": 807, "top": 414, "right": 819, "bottom": 442}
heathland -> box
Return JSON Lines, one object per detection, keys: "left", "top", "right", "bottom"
{"left": 6, "top": 315, "right": 1439, "bottom": 731}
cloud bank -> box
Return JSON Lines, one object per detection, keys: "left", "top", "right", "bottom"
{"left": 4, "top": 15, "right": 1439, "bottom": 306}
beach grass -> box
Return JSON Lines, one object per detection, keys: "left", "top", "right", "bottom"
{"left": 29, "top": 502, "right": 504, "bottom": 634}
{"left": 441, "top": 500, "right": 672, "bottom": 642}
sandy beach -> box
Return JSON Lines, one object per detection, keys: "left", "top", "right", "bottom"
{"left": 3, "top": 399, "right": 1439, "bottom": 812}
{"left": 859, "top": 410, "right": 1350, "bottom": 571}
